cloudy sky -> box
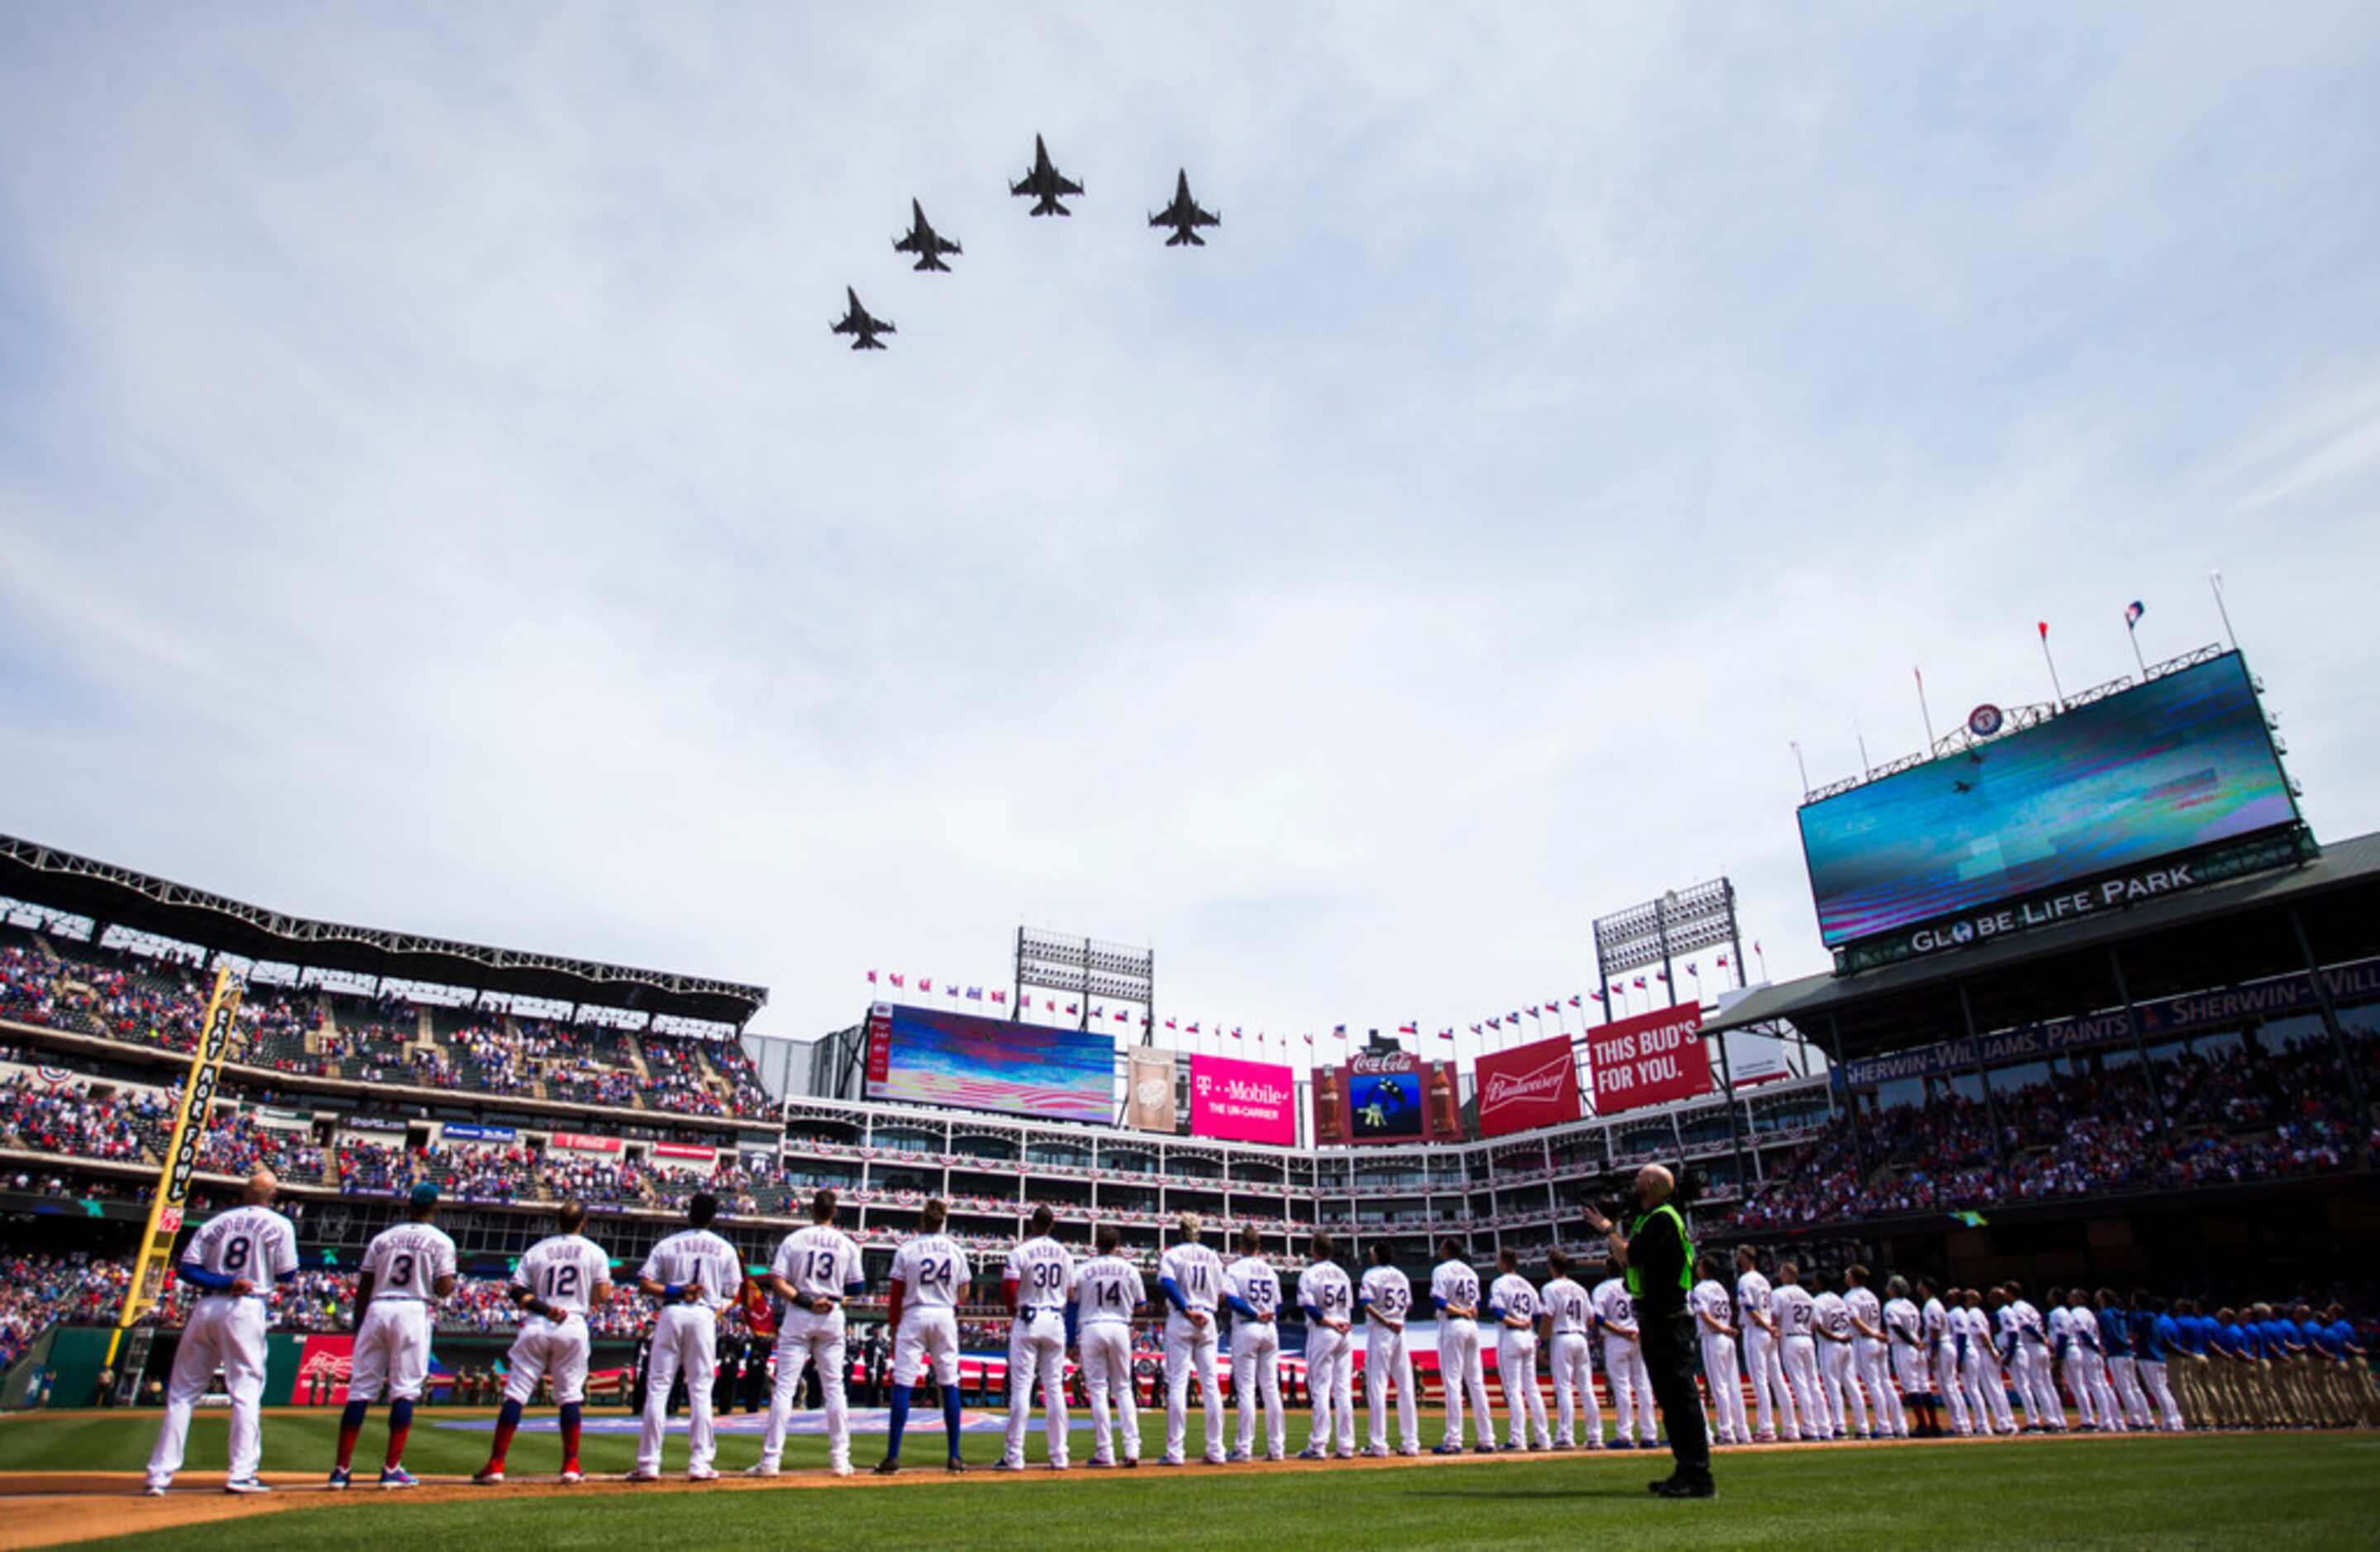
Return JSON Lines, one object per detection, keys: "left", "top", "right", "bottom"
{"left": 3, "top": 3, "right": 2378, "bottom": 1063}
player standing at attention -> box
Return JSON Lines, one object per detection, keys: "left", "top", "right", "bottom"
{"left": 1297, "top": 1233, "right": 1357, "bottom": 1459}
{"left": 1881, "top": 1276, "right": 1928, "bottom": 1438}
{"left": 331, "top": 1182, "right": 457, "bottom": 1488}
{"left": 1223, "top": 1226, "right": 1285, "bottom": 1462}
{"left": 1915, "top": 1279, "right": 1969, "bottom": 1436}
{"left": 1811, "top": 1273, "right": 1867, "bottom": 1440}
{"left": 2046, "top": 1288, "right": 2098, "bottom": 1431}
{"left": 143, "top": 1169, "right": 298, "bottom": 1496}
{"left": 1539, "top": 1250, "right": 1601, "bottom": 1450}
{"left": 629, "top": 1192, "right": 743, "bottom": 1483}
{"left": 2003, "top": 1284, "right": 2060, "bottom": 1431}
{"left": 998, "top": 1205, "right": 1077, "bottom": 1471}
{"left": 751, "top": 1188, "right": 866, "bottom": 1478}
{"left": 1489, "top": 1249, "right": 1551, "bottom": 1451}
{"left": 1358, "top": 1241, "right": 1421, "bottom": 1456}
{"left": 1157, "top": 1212, "right": 1228, "bottom": 1466}
{"left": 1846, "top": 1265, "right": 1906, "bottom": 1439}
{"left": 1074, "top": 1224, "right": 1147, "bottom": 1469}
{"left": 1690, "top": 1254, "right": 1745, "bottom": 1446}
{"left": 874, "top": 1197, "right": 971, "bottom": 1475}
{"left": 1592, "top": 1259, "right": 1659, "bottom": 1448}
{"left": 1967, "top": 1289, "right": 2019, "bottom": 1435}
{"left": 1734, "top": 1246, "right": 1794, "bottom": 1443}
{"left": 1430, "top": 1239, "right": 1495, "bottom": 1455}
{"left": 474, "top": 1202, "right": 610, "bottom": 1485}
{"left": 1772, "top": 1262, "right": 1829, "bottom": 1441}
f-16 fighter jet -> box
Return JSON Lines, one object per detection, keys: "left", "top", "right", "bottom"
{"left": 893, "top": 199, "right": 961, "bottom": 272}
{"left": 1149, "top": 169, "right": 1220, "bottom": 246}
{"left": 830, "top": 287, "right": 894, "bottom": 350}
{"left": 1009, "top": 134, "right": 1085, "bottom": 217}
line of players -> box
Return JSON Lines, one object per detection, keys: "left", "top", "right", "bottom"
{"left": 140, "top": 1174, "right": 2380, "bottom": 1496}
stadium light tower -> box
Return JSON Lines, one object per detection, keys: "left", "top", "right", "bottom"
{"left": 1014, "top": 926, "right": 1155, "bottom": 1035}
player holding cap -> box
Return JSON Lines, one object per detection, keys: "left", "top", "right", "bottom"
{"left": 143, "top": 1169, "right": 298, "bottom": 1496}
{"left": 1358, "top": 1241, "right": 1420, "bottom": 1456}
{"left": 1074, "top": 1224, "right": 1147, "bottom": 1469}
{"left": 1297, "top": 1233, "right": 1357, "bottom": 1459}
{"left": 875, "top": 1196, "right": 971, "bottom": 1475}
{"left": 1223, "top": 1226, "right": 1286, "bottom": 1462}
{"left": 1592, "top": 1258, "right": 1660, "bottom": 1448}
{"left": 629, "top": 1191, "right": 742, "bottom": 1482}
{"left": 1157, "top": 1212, "right": 1228, "bottom": 1466}
{"left": 1489, "top": 1249, "right": 1551, "bottom": 1451}
{"left": 474, "top": 1202, "right": 611, "bottom": 1485}
{"left": 331, "top": 1182, "right": 457, "bottom": 1488}
{"left": 1690, "top": 1254, "right": 1745, "bottom": 1447}
{"left": 1539, "top": 1250, "right": 1600, "bottom": 1450}
{"left": 999, "top": 1205, "right": 1076, "bottom": 1471}
{"left": 1430, "top": 1239, "right": 1496, "bottom": 1454}
{"left": 1734, "top": 1246, "right": 1795, "bottom": 1444}
{"left": 751, "top": 1188, "right": 865, "bottom": 1478}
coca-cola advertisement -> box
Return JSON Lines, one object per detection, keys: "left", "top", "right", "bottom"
{"left": 1473, "top": 1035, "right": 1583, "bottom": 1137}
{"left": 1586, "top": 1002, "right": 1714, "bottom": 1115}
{"left": 1190, "top": 1054, "right": 1296, "bottom": 1145}
{"left": 1311, "top": 1051, "right": 1463, "bottom": 1145}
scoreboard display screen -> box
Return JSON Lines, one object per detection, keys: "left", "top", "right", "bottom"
{"left": 864, "top": 1002, "right": 1114, "bottom": 1124}
{"left": 1799, "top": 652, "right": 2297, "bottom": 948}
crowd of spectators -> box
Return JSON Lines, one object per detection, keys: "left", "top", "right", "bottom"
{"left": 193, "top": 1112, "right": 327, "bottom": 1183}
{"left": 0, "top": 1076, "right": 169, "bottom": 1164}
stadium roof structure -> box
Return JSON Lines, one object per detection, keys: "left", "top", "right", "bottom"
{"left": 0, "top": 831, "right": 769, "bottom": 1027}
{"left": 1705, "top": 828, "right": 2380, "bottom": 1066}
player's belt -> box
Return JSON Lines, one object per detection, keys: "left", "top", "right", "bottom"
{"left": 1018, "top": 1307, "right": 1061, "bottom": 1319}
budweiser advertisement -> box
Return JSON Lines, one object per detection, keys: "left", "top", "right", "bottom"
{"left": 1473, "top": 1035, "right": 1582, "bottom": 1138}
{"left": 1312, "top": 1051, "right": 1463, "bottom": 1146}
{"left": 1126, "top": 1047, "right": 1179, "bottom": 1133}
{"left": 1586, "top": 1003, "right": 1713, "bottom": 1115}
{"left": 1189, "top": 1054, "right": 1297, "bottom": 1145}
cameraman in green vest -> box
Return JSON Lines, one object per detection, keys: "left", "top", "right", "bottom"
{"left": 1584, "top": 1164, "right": 1714, "bottom": 1498}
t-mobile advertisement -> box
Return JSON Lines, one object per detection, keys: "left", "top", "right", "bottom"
{"left": 1586, "top": 1003, "right": 1713, "bottom": 1115}
{"left": 1189, "top": 1054, "right": 1298, "bottom": 1145}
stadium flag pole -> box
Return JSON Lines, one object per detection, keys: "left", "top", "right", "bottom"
{"left": 108, "top": 964, "right": 246, "bottom": 1370}
{"left": 1915, "top": 666, "right": 1937, "bottom": 750}
{"left": 1790, "top": 739, "right": 1810, "bottom": 798}
{"left": 2038, "top": 619, "right": 2066, "bottom": 708}
{"left": 2125, "top": 599, "right": 2149, "bottom": 680}
{"left": 2211, "top": 569, "right": 2238, "bottom": 653}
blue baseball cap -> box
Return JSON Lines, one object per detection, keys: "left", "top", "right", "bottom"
{"left": 410, "top": 1183, "right": 441, "bottom": 1208}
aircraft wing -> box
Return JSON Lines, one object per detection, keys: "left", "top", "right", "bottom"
{"left": 892, "top": 232, "right": 923, "bottom": 254}
{"left": 1053, "top": 173, "right": 1085, "bottom": 196}
{"left": 1192, "top": 204, "right": 1220, "bottom": 227}
{"left": 933, "top": 233, "right": 961, "bottom": 255}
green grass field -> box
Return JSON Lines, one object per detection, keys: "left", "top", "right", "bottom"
{"left": 4, "top": 1409, "right": 2375, "bottom": 1550}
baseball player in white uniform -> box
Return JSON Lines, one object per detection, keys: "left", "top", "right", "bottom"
{"left": 630, "top": 1191, "right": 743, "bottom": 1482}
{"left": 1812, "top": 1275, "right": 1868, "bottom": 1440}
{"left": 1487, "top": 1250, "right": 1551, "bottom": 1451}
{"left": 1967, "top": 1289, "right": 2018, "bottom": 1434}
{"left": 752, "top": 1188, "right": 866, "bottom": 1478}
{"left": 875, "top": 1196, "right": 971, "bottom": 1474}
{"left": 1538, "top": 1250, "right": 1600, "bottom": 1450}
{"left": 1158, "top": 1212, "right": 1228, "bottom": 1465}
{"left": 1298, "top": 1234, "right": 1357, "bottom": 1459}
{"left": 1074, "top": 1224, "right": 1147, "bottom": 1468}
{"left": 1591, "top": 1263, "right": 1659, "bottom": 1447}
{"left": 2003, "top": 1286, "right": 2061, "bottom": 1431}
{"left": 1773, "top": 1263, "right": 1832, "bottom": 1440}
{"left": 1357, "top": 1241, "right": 1420, "bottom": 1456}
{"left": 1916, "top": 1278, "right": 1971, "bottom": 1436}
{"left": 2068, "top": 1288, "right": 2125, "bottom": 1431}
{"left": 999, "top": 1205, "right": 1076, "bottom": 1471}
{"left": 331, "top": 1183, "right": 458, "bottom": 1488}
{"left": 143, "top": 1170, "right": 298, "bottom": 1496}
{"left": 1846, "top": 1265, "right": 1906, "bottom": 1439}
{"left": 1691, "top": 1254, "right": 1746, "bottom": 1446}
{"left": 2048, "top": 1293, "right": 2097, "bottom": 1431}
{"left": 1223, "top": 1226, "right": 1287, "bottom": 1462}
{"left": 1431, "top": 1240, "right": 1496, "bottom": 1454}
{"left": 475, "top": 1202, "right": 612, "bottom": 1485}
{"left": 1881, "top": 1276, "right": 1928, "bottom": 1438}
{"left": 1734, "top": 1246, "right": 1796, "bottom": 1442}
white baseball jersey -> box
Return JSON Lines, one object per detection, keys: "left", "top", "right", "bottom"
{"left": 182, "top": 1203, "right": 298, "bottom": 1292}
{"left": 774, "top": 1223, "right": 865, "bottom": 1303}
{"left": 1921, "top": 1297, "right": 1952, "bottom": 1345}
{"left": 641, "top": 1227, "right": 741, "bottom": 1311}
{"left": 1005, "top": 1234, "right": 1076, "bottom": 1313}
{"left": 361, "top": 1221, "right": 457, "bottom": 1304}
{"left": 1225, "top": 1255, "right": 1283, "bottom": 1322}
{"left": 1773, "top": 1283, "right": 1818, "bottom": 1339}
{"left": 890, "top": 1232, "right": 970, "bottom": 1309}
{"left": 1361, "top": 1264, "right": 1414, "bottom": 1325}
{"left": 1691, "top": 1278, "right": 1733, "bottom": 1331}
{"left": 2010, "top": 1299, "right": 2046, "bottom": 1346}
{"left": 1489, "top": 1272, "right": 1540, "bottom": 1323}
{"left": 513, "top": 1232, "right": 612, "bottom": 1316}
{"left": 1846, "top": 1286, "right": 1883, "bottom": 1339}
{"left": 1814, "top": 1290, "right": 1852, "bottom": 1340}
{"left": 1431, "top": 1259, "right": 1483, "bottom": 1315}
{"left": 2047, "top": 1304, "right": 2075, "bottom": 1352}
{"left": 1591, "top": 1278, "right": 1637, "bottom": 1336}
{"left": 1300, "top": 1261, "right": 1355, "bottom": 1324}
{"left": 1159, "top": 1240, "right": 1225, "bottom": 1314}
{"left": 2071, "top": 1307, "right": 2103, "bottom": 1351}
{"left": 1735, "top": 1269, "right": 1775, "bottom": 1331}
{"left": 1541, "top": 1275, "right": 1593, "bottom": 1336}
{"left": 1884, "top": 1296, "right": 1923, "bottom": 1347}
{"left": 1074, "top": 1253, "right": 1147, "bottom": 1326}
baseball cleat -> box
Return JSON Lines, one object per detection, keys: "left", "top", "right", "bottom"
{"left": 1085, "top": 1458, "right": 1113, "bottom": 1469}
{"left": 1228, "top": 1450, "right": 1250, "bottom": 1464}
{"left": 686, "top": 1466, "right": 719, "bottom": 1483}
{"left": 141, "top": 1484, "right": 167, "bottom": 1497}
{"left": 828, "top": 1463, "right": 853, "bottom": 1478}
{"left": 1157, "top": 1454, "right": 1184, "bottom": 1467}
{"left": 1472, "top": 1442, "right": 1497, "bottom": 1455}
{"left": 1362, "top": 1445, "right": 1390, "bottom": 1458}
{"left": 326, "top": 1467, "right": 351, "bottom": 1490}
{"left": 873, "top": 1458, "right": 901, "bottom": 1476}
{"left": 1122, "top": 1456, "right": 1140, "bottom": 1469}
{"left": 1333, "top": 1450, "right": 1356, "bottom": 1460}
{"left": 471, "top": 1469, "right": 504, "bottom": 1486}
{"left": 1298, "top": 1446, "right": 1328, "bottom": 1460}
{"left": 1397, "top": 1446, "right": 1420, "bottom": 1457}
{"left": 622, "top": 1469, "right": 661, "bottom": 1483}
{"left": 1266, "top": 1451, "right": 1285, "bottom": 1462}
{"left": 1609, "top": 1438, "right": 1634, "bottom": 1450}
{"left": 743, "top": 1461, "right": 780, "bottom": 1478}
{"left": 1431, "top": 1441, "right": 1464, "bottom": 1455}
{"left": 224, "top": 1478, "right": 271, "bottom": 1494}
{"left": 993, "top": 1459, "right": 1027, "bottom": 1473}
{"left": 1202, "top": 1455, "right": 1227, "bottom": 1466}
{"left": 560, "top": 1469, "right": 584, "bottom": 1485}
{"left": 946, "top": 1459, "right": 969, "bottom": 1474}
{"left": 379, "top": 1468, "right": 418, "bottom": 1490}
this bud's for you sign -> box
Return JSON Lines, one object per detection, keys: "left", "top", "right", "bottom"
{"left": 1587, "top": 1004, "right": 1713, "bottom": 1115}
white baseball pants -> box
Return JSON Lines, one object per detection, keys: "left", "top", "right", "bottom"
{"left": 1602, "top": 1336, "right": 1658, "bottom": 1445}
{"left": 640, "top": 1304, "right": 722, "bottom": 1474}
{"left": 758, "top": 1306, "right": 847, "bottom": 1471}
{"left": 1164, "top": 1315, "right": 1224, "bottom": 1464}
{"left": 1782, "top": 1335, "right": 1831, "bottom": 1438}
{"left": 1856, "top": 1338, "right": 1905, "bottom": 1437}
{"left": 1307, "top": 1325, "right": 1356, "bottom": 1454}
{"left": 1496, "top": 1327, "right": 1550, "bottom": 1449}
{"left": 1080, "top": 1321, "right": 1140, "bottom": 1465}
{"left": 1365, "top": 1324, "right": 1420, "bottom": 1452}
{"left": 1698, "top": 1333, "right": 1745, "bottom": 1444}
{"left": 145, "top": 1297, "right": 268, "bottom": 1489}
{"left": 1547, "top": 1331, "right": 1600, "bottom": 1446}
{"left": 1003, "top": 1311, "right": 1071, "bottom": 1469}
{"left": 1230, "top": 1319, "right": 1285, "bottom": 1459}
{"left": 1438, "top": 1318, "right": 1494, "bottom": 1449}
{"left": 1743, "top": 1327, "right": 1797, "bottom": 1440}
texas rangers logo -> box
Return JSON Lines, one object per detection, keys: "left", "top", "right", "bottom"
{"left": 1967, "top": 703, "right": 2004, "bottom": 738}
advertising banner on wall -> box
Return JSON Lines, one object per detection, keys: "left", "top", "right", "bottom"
{"left": 1311, "top": 1051, "right": 1463, "bottom": 1146}
{"left": 1473, "top": 1035, "right": 1583, "bottom": 1138}
{"left": 1126, "top": 1047, "right": 1179, "bottom": 1133}
{"left": 1586, "top": 1004, "right": 1713, "bottom": 1115}
{"left": 1189, "top": 1054, "right": 1298, "bottom": 1145}
{"left": 551, "top": 1132, "right": 624, "bottom": 1154}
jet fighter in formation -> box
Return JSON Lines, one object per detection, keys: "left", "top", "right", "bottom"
{"left": 1009, "top": 133, "right": 1086, "bottom": 217}
{"left": 892, "top": 199, "right": 961, "bottom": 272}
{"left": 1150, "top": 169, "right": 1220, "bottom": 246}
{"left": 830, "top": 288, "right": 894, "bottom": 350}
